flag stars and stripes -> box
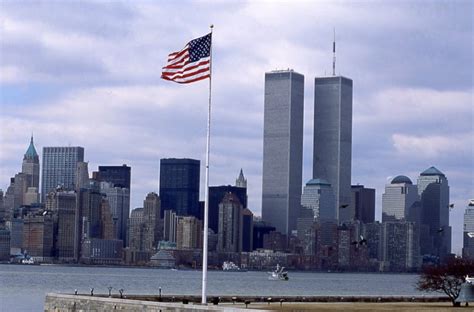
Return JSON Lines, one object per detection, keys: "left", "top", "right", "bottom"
{"left": 161, "top": 33, "right": 212, "bottom": 84}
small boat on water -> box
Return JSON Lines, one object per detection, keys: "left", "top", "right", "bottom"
{"left": 268, "top": 264, "right": 289, "bottom": 281}
{"left": 21, "top": 258, "right": 35, "bottom": 265}
{"left": 466, "top": 275, "right": 474, "bottom": 284}
{"left": 222, "top": 261, "right": 243, "bottom": 271}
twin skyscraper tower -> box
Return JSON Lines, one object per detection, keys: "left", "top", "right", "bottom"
{"left": 261, "top": 70, "right": 353, "bottom": 236}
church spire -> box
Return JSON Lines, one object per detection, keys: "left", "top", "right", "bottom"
{"left": 235, "top": 168, "right": 247, "bottom": 188}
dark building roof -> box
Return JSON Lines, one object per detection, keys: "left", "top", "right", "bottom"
{"left": 242, "top": 208, "right": 254, "bottom": 216}
{"left": 306, "top": 178, "right": 331, "bottom": 186}
{"left": 420, "top": 166, "right": 445, "bottom": 177}
{"left": 391, "top": 175, "right": 413, "bottom": 184}
{"left": 24, "top": 136, "right": 38, "bottom": 159}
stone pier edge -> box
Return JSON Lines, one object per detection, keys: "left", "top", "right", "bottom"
{"left": 45, "top": 293, "right": 450, "bottom": 311}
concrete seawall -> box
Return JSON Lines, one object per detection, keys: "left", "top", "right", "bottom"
{"left": 45, "top": 293, "right": 449, "bottom": 311}
{"left": 44, "top": 293, "right": 266, "bottom": 311}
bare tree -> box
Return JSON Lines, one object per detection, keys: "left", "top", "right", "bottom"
{"left": 417, "top": 258, "right": 474, "bottom": 306}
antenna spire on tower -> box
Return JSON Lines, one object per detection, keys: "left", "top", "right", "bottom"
{"left": 332, "top": 28, "right": 336, "bottom": 76}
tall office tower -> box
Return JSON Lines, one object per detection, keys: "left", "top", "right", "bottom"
{"left": 417, "top": 166, "right": 451, "bottom": 259}
{"left": 382, "top": 176, "right": 420, "bottom": 222}
{"left": 0, "top": 190, "right": 4, "bottom": 223}
{"left": 176, "top": 216, "right": 202, "bottom": 249}
{"left": 22, "top": 211, "right": 54, "bottom": 261}
{"left": 313, "top": 76, "right": 352, "bottom": 224}
{"left": 351, "top": 185, "right": 375, "bottom": 224}
{"left": 6, "top": 218, "right": 23, "bottom": 253}
{"left": 381, "top": 222, "right": 420, "bottom": 271}
{"left": 95, "top": 165, "right": 131, "bottom": 189}
{"left": 3, "top": 174, "right": 28, "bottom": 219}
{"left": 3, "top": 183, "right": 15, "bottom": 222}
{"left": 297, "top": 207, "right": 316, "bottom": 255}
{"left": 0, "top": 228, "right": 10, "bottom": 261}
{"left": 75, "top": 182, "right": 103, "bottom": 260}
{"left": 100, "top": 200, "right": 115, "bottom": 240}
{"left": 159, "top": 158, "right": 200, "bottom": 218}
{"left": 337, "top": 224, "right": 352, "bottom": 268}
{"left": 301, "top": 179, "right": 337, "bottom": 222}
{"left": 235, "top": 169, "right": 247, "bottom": 188}
{"left": 143, "top": 192, "right": 162, "bottom": 251}
{"left": 463, "top": 200, "right": 474, "bottom": 259}
{"left": 261, "top": 70, "right": 304, "bottom": 236}
{"left": 208, "top": 186, "right": 247, "bottom": 234}
{"left": 242, "top": 208, "right": 253, "bottom": 252}
{"left": 100, "top": 182, "right": 130, "bottom": 244}
{"left": 41, "top": 146, "right": 84, "bottom": 202}
{"left": 163, "top": 210, "right": 178, "bottom": 243}
{"left": 75, "top": 162, "right": 89, "bottom": 190}
{"left": 128, "top": 208, "right": 145, "bottom": 251}
{"left": 218, "top": 192, "right": 243, "bottom": 252}
{"left": 46, "top": 189, "right": 76, "bottom": 260}
{"left": 22, "top": 136, "right": 40, "bottom": 189}
{"left": 252, "top": 221, "right": 276, "bottom": 250}
{"left": 362, "top": 222, "right": 383, "bottom": 262}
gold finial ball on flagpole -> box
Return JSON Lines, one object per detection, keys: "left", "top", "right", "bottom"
{"left": 210, "top": 24, "right": 214, "bottom": 29}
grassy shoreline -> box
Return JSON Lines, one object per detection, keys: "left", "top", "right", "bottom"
{"left": 249, "top": 302, "right": 464, "bottom": 311}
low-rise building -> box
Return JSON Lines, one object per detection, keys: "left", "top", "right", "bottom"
{"left": 81, "top": 238, "right": 123, "bottom": 265}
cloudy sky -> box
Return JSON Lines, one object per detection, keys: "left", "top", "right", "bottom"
{"left": 0, "top": 1, "right": 472, "bottom": 254}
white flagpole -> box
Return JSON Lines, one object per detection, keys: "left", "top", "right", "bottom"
{"left": 201, "top": 24, "right": 213, "bottom": 305}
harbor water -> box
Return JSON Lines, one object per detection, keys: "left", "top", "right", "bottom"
{"left": 0, "top": 264, "right": 425, "bottom": 311}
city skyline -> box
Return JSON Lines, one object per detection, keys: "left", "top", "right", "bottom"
{"left": 0, "top": 2, "right": 472, "bottom": 255}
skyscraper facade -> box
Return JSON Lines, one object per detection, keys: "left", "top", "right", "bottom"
{"left": 3, "top": 173, "right": 28, "bottom": 219}
{"left": 218, "top": 192, "right": 243, "bottom": 252}
{"left": 75, "top": 162, "right": 89, "bottom": 190}
{"left": 41, "top": 146, "right": 84, "bottom": 202}
{"left": 163, "top": 209, "right": 178, "bottom": 243}
{"left": 143, "top": 192, "right": 162, "bottom": 252}
{"left": 128, "top": 208, "right": 145, "bottom": 251}
{"left": 313, "top": 76, "right": 352, "bottom": 223}
{"left": 351, "top": 185, "right": 376, "bottom": 224}
{"left": 159, "top": 158, "right": 200, "bottom": 218}
{"left": 382, "top": 176, "right": 420, "bottom": 222}
{"left": 100, "top": 182, "right": 130, "bottom": 244}
{"left": 176, "top": 216, "right": 202, "bottom": 249}
{"left": 0, "top": 190, "right": 4, "bottom": 223}
{"left": 75, "top": 182, "right": 102, "bottom": 259}
{"left": 242, "top": 208, "right": 253, "bottom": 252}
{"left": 0, "top": 228, "right": 10, "bottom": 261}
{"left": 261, "top": 70, "right": 304, "bottom": 235}
{"left": 417, "top": 166, "right": 451, "bottom": 259}
{"left": 208, "top": 186, "right": 247, "bottom": 234}
{"left": 381, "top": 221, "right": 420, "bottom": 271}
{"left": 463, "top": 200, "right": 474, "bottom": 259}
{"left": 46, "top": 189, "right": 76, "bottom": 260}
{"left": 22, "top": 212, "right": 54, "bottom": 261}
{"left": 96, "top": 165, "right": 131, "bottom": 189}
{"left": 301, "top": 178, "right": 337, "bottom": 222}
{"left": 100, "top": 200, "right": 115, "bottom": 240}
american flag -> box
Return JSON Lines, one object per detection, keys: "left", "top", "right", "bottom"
{"left": 161, "top": 33, "right": 212, "bottom": 84}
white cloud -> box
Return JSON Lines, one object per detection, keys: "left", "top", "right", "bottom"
{"left": 392, "top": 133, "right": 473, "bottom": 158}
{"left": 356, "top": 88, "right": 473, "bottom": 127}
